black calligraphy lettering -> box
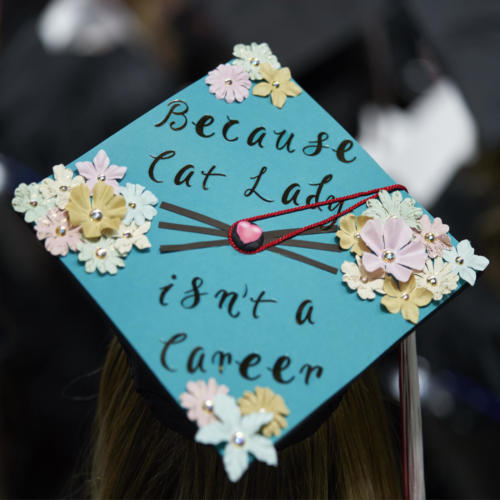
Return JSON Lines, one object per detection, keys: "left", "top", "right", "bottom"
{"left": 187, "top": 346, "right": 206, "bottom": 373}
{"left": 155, "top": 99, "right": 188, "bottom": 130}
{"left": 303, "top": 131, "right": 329, "bottom": 156}
{"left": 201, "top": 165, "right": 226, "bottom": 190}
{"left": 181, "top": 277, "right": 206, "bottom": 309}
{"left": 174, "top": 164, "right": 194, "bottom": 187}
{"left": 148, "top": 150, "right": 175, "bottom": 183}
{"left": 247, "top": 126, "right": 266, "bottom": 148}
{"left": 273, "top": 129, "right": 296, "bottom": 153}
{"left": 160, "top": 333, "right": 187, "bottom": 372}
{"left": 306, "top": 174, "right": 333, "bottom": 210}
{"left": 250, "top": 291, "right": 277, "bottom": 319}
{"left": 244, "top": 166, "right": 274, "bottom": 203}
{"left": 193, "top": 114, "right": 215, "bottom": 138}
{"left": 272, "top": 356, "right": 295, "bottom": 384}
{"left": 222, "top": 116, "right": 240, "bottom": 142}
{"left": 332, "top": 139, "right": 356, "bottom": 163}
{"left": 299, "top": 364, "right": 323, "bottom": 384}
{"left": 214, "top": 289, "right": 241, "bottom": 318}
{"left": 281, "top": 183, "right": 301, "bottom": 206}
{"left": 211, "top": 351, "right": 232, "bottom": 374}
{"left": 159, "top": 274, "right": 177, "bottom": 306}
{"left": 238, "top": 353, "right": 262, "bottom": 381}
{"left": 296, "top": 299, "right": 315, "bottom": 325}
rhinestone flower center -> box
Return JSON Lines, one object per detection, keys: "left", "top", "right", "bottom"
{"left": 383, "top": 250, "right": 396, "bottom": 262}
{"left": 231, "top": 431, "right": 245, "bottom": 447}
{"left": 224, "top": 78, "right": 233, "bottom": 86}
{"left": 98, "top": 175, "right": 106, "bottom": 181}
{"left": 128, "top": 202, "right": 137, "bottom": 209}
{"left": 59, "top": 185, "right": 68, "bottom": 192}
{"left": 30, "top": 200, "right": 38, "bottom": 207}
{"left": 455, "top": 256, "right": 464, "bottom": 265}
{"left": 95, "top": 247, "right": 107, "bottom": 259}
{"left": 123, "top": 231, "right": 132, "bottom": 239}
{"left": 250, "top": 57, "right": 260, "bottom": 66}
{"left": 90, "top": 209, "right": 103, "bottom": 221}
{"left": 427, "top": 276, "right": 437, "bottom": 286}
{"left": 272, "top": 80, "right": 280, "bottom": 88}
{"left": 55, "top": 225, "right": 67, "bottom": 237}
{"left": 401, "top": 293, "right": 410, "bottom": 301}
{"left": 424, "top": 232, "right": 436, "bottom": 243}
{"left": 202, "top": 399, "right": 214, "bottom": 413}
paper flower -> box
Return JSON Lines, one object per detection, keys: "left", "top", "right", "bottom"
{"left": 66, "top": 182, "right": 127, "bottom": 239}
{"left": 341, "top": 255, "right": 385, "bottom": 300}
{"left": 77, "top": 236, "right": 125, "bottom": 275}
{"left": 76, "top": 149, "right": 127, "bottom": 194}
{"left": 252, "top": 63, "right": 302, "bottom": 109}
{"left": 11, "top": 182, "right": 55, "bottom": 223}
{"left": 39, "top": 164, "right": 84, "bottom": 209}
{"left": 442, "top": 240, "right": 489, "bottom": 286}
{"left": 205, "top": 63, "right": 251, "bottom": 103}
{"left": 34, "top": 208, "right": 81, "bottom": 256}
{"left": 238, "top": 387, "right": 290, "bottom": 438}
{"left": 414, "top": 214, "right": 452, "bottom": 258}
{"left": 195, "top": 394, "right": 277, "bottom": 482}
{"left": 232, "top": 42, "right": 280, "bottom": 80}
{"left": 119, "top": 183, "right": 158, "bottom": 226}
{"left": 361, "top": 218, "right": 427, "bottom": 282}
{"left": 415, "top": 257, "right": 459, "bottom": 300}
{"left": 112, "top": 221, "right": 151, "bottom": 256}
{"left": 362, "top": 190, "right": 423, "bottom": 230}
{"left": 179, "top": 378, "right": 229, "bottom": 428}
{"left": 381, "top": 275, "right": 433, "bottom": 324}
{"left": 336, "top": 214, "right": 371, "bottom": 255}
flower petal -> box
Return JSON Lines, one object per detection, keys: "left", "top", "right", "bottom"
{"left": 213, "top": 394, "right": 241, "bottom": 428}
{"left": 275, "top": 67, "right": 291, "bottom": 83}
{"left": 271, "top": 90, "right": 287, "bottom": 109}
{"left": 383, "top": 217, "right": 412, "bottom": 252}
{"left": 259, "top": 62, "right": 276, "bottom": 82}
{"left": 381, "top": 295, "right": 402, "bottom": 314}
{"left": 411, "top": 288, "right": 433, "bottom": 307}
{"left": 386, "top": 262, "right": 413, "bottom": 282}
{"left": 195, "top": 420, "right": 228, "bottom": 446}
{"left": 397, "top": 240, "right": 427, "bottom": 271}
{"left": 470, "top": 254, "right": 489, "bottom": 271}
{"left": 401, "top": 302, "right": 420, "bottom": 324}
{"left": 362, "top": 252, "right": 383, "bottom": 273}
{"left": 339, "top": 213, "right": 356, "bottom": 234}
{"left": 241, "top": 411, "right": 273, "bottom": 435}
{"left": 360, "top": 219, "right": 384, "bottom": 254}
{"left": 459, "top": 266, "right": 477, "bottom": 286}
{"left": 283, "top": 81, "right": 302, "bottom": 97}
{"left": 252, "top": 82, "right": 272, "bottom": 97}
{"left": 246, "top": 434, "right": 278, "bottom": 466}
{"left": 223, "top": 442, "right": 249, "bottom": 483}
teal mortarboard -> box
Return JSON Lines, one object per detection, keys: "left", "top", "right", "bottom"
{"left": 11, "top": 42, "right": 489, "bottom": 486}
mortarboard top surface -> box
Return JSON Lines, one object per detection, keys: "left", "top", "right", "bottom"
{"left": 21, "top": 49, "right": 476, "bottom": 478}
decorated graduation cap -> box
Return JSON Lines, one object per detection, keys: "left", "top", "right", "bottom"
{"left": 12, "top": 42, "right": 489, "bottom": 489}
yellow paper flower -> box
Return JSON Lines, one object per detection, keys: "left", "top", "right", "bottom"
{"left": 336, "top": 213, "right": 371, "bottom": 255}
{"left": 252, "top": 63, "right": 302, "bottom": 109}
{"left": 66, "top": 182, "right": 127, "bottom": 238}
{"left": 381, "top": 275, "right": 433, "bottom": 324}
{"left": 238, "top": 387, "right": 290, "bottom": 437}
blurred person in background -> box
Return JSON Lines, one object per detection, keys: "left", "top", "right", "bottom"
{"left": 0, "top": 0, "right": 499, "bottom": 497}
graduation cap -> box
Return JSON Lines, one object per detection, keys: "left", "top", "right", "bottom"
{"left": 11, "top": 42, "right": 489, "bottom": 490}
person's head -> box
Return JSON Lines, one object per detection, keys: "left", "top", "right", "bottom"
{"left": 89, "top": 337, "right": 401, "bottom": 499}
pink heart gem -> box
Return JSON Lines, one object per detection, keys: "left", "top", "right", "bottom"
{"left": 236, "top": 221, "right": 263, "bottom": 244}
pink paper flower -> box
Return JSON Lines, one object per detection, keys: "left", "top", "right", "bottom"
{"left": 361, "top": 218, "right": 427, "bottom": 282}
{"left": 179, "top": 378, "right": 230, "bottom": 427}
{"left": 205, "top": 63, "right": 251, "bottom": 103}
{"left": 34, "top": 207, "right": 81, "bottom": 256}
{"left": 414, "top": 214, "right": 452, "bottom": 258}
{"left": 76, "top": 149, "right": 127, "bottom": 194}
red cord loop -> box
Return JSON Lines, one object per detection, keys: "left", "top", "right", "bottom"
{"left": 228, "top": 184, "right": 407, "bottom": 254}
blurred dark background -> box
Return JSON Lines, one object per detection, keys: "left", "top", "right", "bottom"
{"left": 1, "top": 0, "right": 499, "bottom": 498}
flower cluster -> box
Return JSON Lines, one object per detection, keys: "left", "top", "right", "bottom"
{"left": 11, "top": 150, "right": 158, "bottom": 275}
{"left": 179, "top": 379, "right": 289, "bottom": 482}
{"left": 205, "top": 42, "right": 302, "bottom": 109}
{"left": 338, "top": 190, "right": 489, "bottom": 324}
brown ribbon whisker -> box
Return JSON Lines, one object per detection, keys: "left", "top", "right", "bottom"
{"left": 158, "top": 202, "right": 340, "bottom": 274}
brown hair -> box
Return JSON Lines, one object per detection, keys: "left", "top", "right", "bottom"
{"left": 90, "top": 337, "right": 401, "bottom": 499}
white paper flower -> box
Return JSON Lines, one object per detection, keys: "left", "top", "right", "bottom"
{"left": 341, "top": 255, "right": 385, "bottom": 300}
{"left": 11, "top": 182, "right": 55, "bottom": 223}
{"left": 415, "top": 257, "right": 459, "bottom": 300}
{"left": 362, "top": 190, "right": 423, "bottom": 230}
{"left": 39, "top": 164, "right": 84, "bottom": 209}
{"left": 232, "top": 42, "right": 280, "bottom": 80}
{"left": 119, "top": 183, "right": 158, "bottom": 226}
{"left": 195, "top": 394, "right": 277, "bottom": 482}
{"left": 77, "top": 237, "right": 125, "bottom": 275}
{"left": 112, "top": 221, "right": 152, "bottom": 256}
{"left": 442, "top": 240, "right": 489, "bottom": 286}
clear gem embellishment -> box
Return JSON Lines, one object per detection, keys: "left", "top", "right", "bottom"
{"left": 90, "top": 209, "right": 103, "bottom": 221}
{"left": 232, "top": 431, "right": 245, "bottom": 447}
{"left": 95, "top": 248, "right": 107, "bottom": 259}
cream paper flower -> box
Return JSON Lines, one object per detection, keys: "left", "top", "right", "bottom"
{"left": 112, "top": 221, "right": 151, "bottom": 256}
{"left": 77, "top": 236, "right": 125, "bottom": 275}
{"left": 232, "top": 42, "right": 280, "bottom": 80}
{"left": 11, "top": 182, "right": 55, "bottom": 223}
{"left": 415, "top": 257, "right": 459, "bottom": 300}
{"left": 252, "top": 63, "right": 302, "bottom": 109}
{"left": 336, "top": 213, "right": 371, "bottom": 255}
{"left": 39, "top": 164, "right": 84, "bottom": 209}
{"left": 341, "top": 255, "right": 385, "bottom": 300}
{"left": 363, "top": 190, "right": 423, "bottom": 230}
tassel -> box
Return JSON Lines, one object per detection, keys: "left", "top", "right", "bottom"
{"left": 399, "top": 331, "right": 426, "bottom": 500}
